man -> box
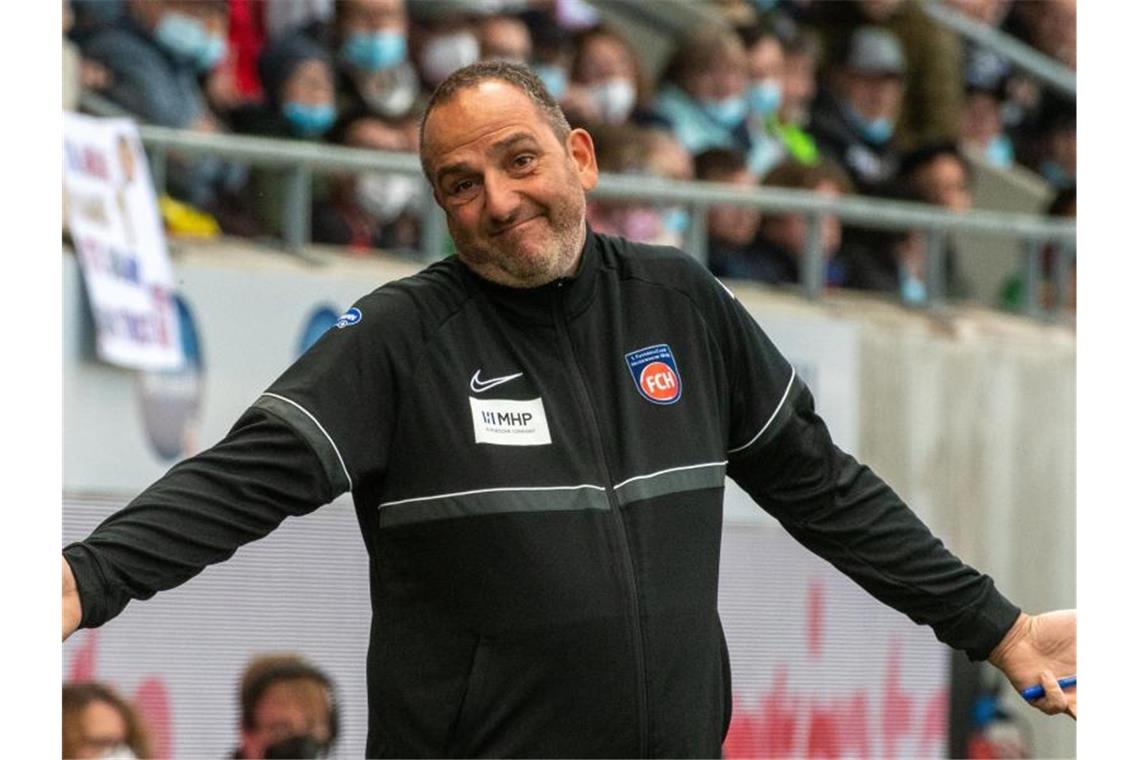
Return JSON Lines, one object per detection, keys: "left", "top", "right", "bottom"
{"left": 233, "top": 654, "right": 338, "bottom": 760}
{"left": 63, "top": 61, "right": 1075, "bottom": 756}
{"left": 693, "top": 148, "right": 764, "bottom": 279}
{"left": 810, "top": 25, "right": 906, "bottom": 193}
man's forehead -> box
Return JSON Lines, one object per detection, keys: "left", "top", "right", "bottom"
{"left": 423, "top": 81, "right": 556, "bottom": 161}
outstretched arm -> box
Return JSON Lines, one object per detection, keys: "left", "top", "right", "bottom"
{"left": 988, "top": 610, "right": 1077, "bottom": 719}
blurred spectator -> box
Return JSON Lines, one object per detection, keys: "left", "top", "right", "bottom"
{"left": 68, "top": 0, "right": 127, "bottom": 43}
{"left": 692, "top": 148, "right": 763, "bottom": 280}
{"left": 1003, "top": 0, "right": 1076, "bottom": 69}
{"left": 78, "top": 1, "right": 246, "bottom": 213}
{"left": 960, "top": 77, "right": 1015, "bottom": 170}
{"left": 521, "top": 7, "right": 575, "bottom": 102}
{"left": 412, "top": 15, "right": 481, "bottom": 89}
{"left": 736, "top": 22, "right": 819, "bottom": 174}
{"left": 62, "top": 682, "right": 152, "bottom": 759}
{"left": 999, "top": 186, "right": 1076, "bottom": 313}
{"left": 1033, "top": 97, "right": 1076, "bottom": 190}
{"left": 652, "top": 27, "right": 771, "bottom": 169}
{"left": 842, "top": 142, "right": 973, "bottom": 302}
{"left": 743, "top": 158, "right": 852, "bottom": 286}
{"left": 561, "top": 26, "right": 650, "bottom": 127}
{"left": 327, "top": 0, "right": 420, "bottom": 123}
{"left": 778, "top": 26, "right": 822, "bottom": 133}
{"left": 313, "top": 115, "right": 423, "bottom": 253}
{"left": 806, "top": 0, "right": 963, "bottom": 150}
{"left": 205, "top": 0, "right": 269, "bottom": 111}
{"left": 234, "top": 654, "right": 338, "bottom": 760}
{"left": 809, "top": 25, "right": 906, "bottom": 194}
{"left": 478, "top": 14, "right": 533, "bottom": 63}
{"left": 587, "top": 125, "right": 693, "bottom": 248}
{"left": 230, "top": 34, "right": 338, "bottom": 238}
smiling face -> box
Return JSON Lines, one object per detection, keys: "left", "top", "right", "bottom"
{"left": 421, "top": 80, "right": 598, "bottom": 288}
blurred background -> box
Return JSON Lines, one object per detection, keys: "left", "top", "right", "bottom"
{"left": 61, "top": 0, "right": 1075, "bottom": 757}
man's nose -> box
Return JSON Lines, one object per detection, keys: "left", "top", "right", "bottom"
{"left": 483, "top": 172, "right": 522, "bottom": 225}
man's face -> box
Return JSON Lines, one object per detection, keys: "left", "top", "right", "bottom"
{"left": 282, "top": 60, "right": 336, "bottom": 107}
{"left": 843, "top": 71, "right": 903, "bottom": 123}
{"left": 241, "top": 680, "right": 332, "bottom": 759}
{"left": 479, "top": 17, "right": 533, "bottom": 63}
{"left": 341, "top": 0, "right": 407, "bottom": 35}
{"left": 422, "top": 81, "right": 598, "bottom": 288}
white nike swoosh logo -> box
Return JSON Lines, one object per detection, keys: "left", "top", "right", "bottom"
{"left": 470, "top": 369, "right": 524, "bottom": 393}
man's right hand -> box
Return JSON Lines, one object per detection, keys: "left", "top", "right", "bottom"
{"left": 62, "top": 557, "right": 82, "bottom": 641}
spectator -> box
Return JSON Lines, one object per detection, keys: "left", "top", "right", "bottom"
{"left": 560, "top": 26, "right": 649, "bottom": 127}
{"left": 1000, "top": 186, "right": 1076, "bottom": 313}
{"left": 522, "top": 8, "right": 575, "bottom": 102}
{"left": 313, "top": 115, "right": 423, "bottom": 253}
{"left": 778, "top": 26, "right": 822, "bottom": 133}
{"left": 744, "top": 158, "right": 853, "bottom": 286}
{"left": 412, "top": 16, "right": 481, "bottom": 90}
{"left": 653, "top": 26, "right": 779, "bottom": 172}
{"left": 78, "top": 1, "right": 245, "bottom": 213}
{"left": 327, "top": 0, "right": 420, "bottom": 124}
{"left": 959, "top": 60, "right": 1015, "bottom": 169}
{"left": 230, "top": 34, "right": 338, "bottom": 238}
{"left": 805, "top": 0, "right": 963, "bottom": 150}
{"left": 586, "top": 125, "right": 693, "bottom": 248}
{"left": 737, "top": 22, "right": 820, "bottom": 174}
{"left": 62, "top": 682, "right": 152, "bottom": 759}
{"left": 1004, "top": 0, "right": 1076, "bottom": 69}
{"left": 234, "top": 654, "right": 338, "bottom": 760}
{"left": 842, "top": 142, "right": 973, "bottom": 302}
{"left": 1034, "top": 97, "right": 1076, "bottom": 190}
{"left": 263, "top": 0, "right": 335, "bottom": 39}
{"left": 809, "top": 25, "right": 906, "bottom": 194}
{"left": 692, "top": 148, "right": 763, "bottom": 280}
{"left": 477, "top": 14, "right": 532, "bottom": 63}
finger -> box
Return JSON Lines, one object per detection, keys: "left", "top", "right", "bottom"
{"left": 1031, "top": 669, "right": 1068, "bottom": 716}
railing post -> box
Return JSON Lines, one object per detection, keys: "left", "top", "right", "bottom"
{"left": 281, "top": 166, "right": 312, "bottom": 251}
{"left": 420, "top": 192, "right": 448, "bottom": 260}
{"left": 146, "top": 145, "right": 167, "bottom": 196}
{"left": 1052, "top": 239, "right": 1075, "bottom": 319}
{"left": 1021, "top": 240, "right": 1043, "bottom": 319}
{"left": 685, "top": 203, "right": 708, "bottom": 265}
{"left": 801, "top": 211, "right": 825, "bottom": 299}
{"left": 924, "top": 228, "right": 946, "bottom": 309}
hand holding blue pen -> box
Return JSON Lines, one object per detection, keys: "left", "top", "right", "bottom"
{"left": 1021, "top": 675, "right": 1076, "bottom": 702}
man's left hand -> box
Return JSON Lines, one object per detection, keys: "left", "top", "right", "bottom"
{"left": 988, "top": 610, "right": 1076, "bottom": 719}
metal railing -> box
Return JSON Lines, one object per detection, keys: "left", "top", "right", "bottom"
{"left": 923, "top": 1, "right": 1076, "bottom": 99}
{"left": 127, "top": 124, "right": 1075, "bottom": 318}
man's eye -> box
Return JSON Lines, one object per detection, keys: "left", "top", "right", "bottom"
{"left": 451, "top": 179, "right": 475, "bottom": 195}
{"left": 513, "top": 154, "right": 535, "bottom": 169}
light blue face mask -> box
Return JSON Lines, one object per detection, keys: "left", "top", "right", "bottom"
{"left": 283, "top": 102, "right": 337, "bottom": 137}
{"left": 702, "top": 95, "right": 749, "bottom": 130}
{"left": 900, "top": 270, "right": 927, "bottom": 305}
{"left": 747, "top": 80, "right": 783, "bottom": 119}
{"left": 984, "top": 134, "right": 1014, "bottom": 169}
{"left": 534, "top": 64, "right": 568, "bottom": 100}
{"left": 662, "top": 206, "right": 691, "bottom": 235}
{"left": 1039, "top": 159, "right": 1074, "bottom": 189}
{"left": 154, "top": 12, "right": 227, "bottom": 71}
{"left": 341, "top": 30, "right": 407, "bottom": 72}
{"left": 847, "top": 107, "right": 894, "bottom": 145}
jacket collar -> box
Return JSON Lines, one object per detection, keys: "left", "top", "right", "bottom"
{"left": 459, "top": 225, "right": 601, "bottom": 326}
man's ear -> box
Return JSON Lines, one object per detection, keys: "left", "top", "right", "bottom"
{"left": 566, "top": 128, "right": 599, "bottom": 192}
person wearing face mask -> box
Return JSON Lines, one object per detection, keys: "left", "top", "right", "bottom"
{"left": 329, "top": 0, "right": 423, "bottom": 123}
{"left": 232, "top": 655, "right": 339, "bottom": 760}
{"left": 229, "top": 33, "right": 339, "bottom": 237}
{"left": 809, "top": 26, "right": 906, "bottom": 194}
{"left": 62, "top": 682, "right": 153, "bottom": 759}
{"left": 77, "top": 1, "right": 244, "bottom": 213}
{"left": 412, "top": 14, "right": 482, "bottom": 90}
{"left": 560, "top": 26, "right": 647, "bottom": 128}
{"left": 313, "top": 115, "right": 425, "bottom": 254}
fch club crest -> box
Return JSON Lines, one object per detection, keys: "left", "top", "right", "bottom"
{"left": 625, "top": 344, "right": 682, "bottom": 405}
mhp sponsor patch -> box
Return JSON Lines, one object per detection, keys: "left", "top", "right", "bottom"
{"left": 625, "top": 344, "right": 682, "bottom": 404}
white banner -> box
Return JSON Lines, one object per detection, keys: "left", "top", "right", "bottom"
{"left": 63, "top": 113, "right": 183, "bottom": 370}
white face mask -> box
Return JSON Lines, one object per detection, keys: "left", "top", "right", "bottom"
{"left": 419, "top": 32, "right": 480, "bottom": 86}
{"left": 356, "top": 172, "right": 424, "bottom": 223}
{"left": 587, "top": 78, "right": 637, "bottom": 124}
{"left": 99, "top": 746, "right": 138, "bottom": 760}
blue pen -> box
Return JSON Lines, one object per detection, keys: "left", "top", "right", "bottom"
{"left": 1021, "top": 675, "right": 1076, "bottom": 701}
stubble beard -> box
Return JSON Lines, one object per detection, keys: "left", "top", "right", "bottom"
{"left": 450, "top": 185, "right": 587, "bottom": 289}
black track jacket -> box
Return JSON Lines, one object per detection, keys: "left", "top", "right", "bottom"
{"left": 65, "top": 229, "right": 1021, "bottom": 757}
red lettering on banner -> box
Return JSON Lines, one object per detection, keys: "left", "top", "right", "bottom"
{"left": 68, "top": 629, "right": 98, "bottom": 683}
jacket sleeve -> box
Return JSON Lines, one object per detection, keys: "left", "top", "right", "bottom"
{"left": 714, "top": 283, "right": 1020, "bottom": 661}
{"left": 63, "top": 409, "right": 333, "bottom": 629}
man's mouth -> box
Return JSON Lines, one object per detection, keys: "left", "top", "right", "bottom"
{"left": 491, "top": 216, "right": 541, "bottom": 237}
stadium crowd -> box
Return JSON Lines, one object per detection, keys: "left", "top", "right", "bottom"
{"left": 63, "top": 0, "right": 1076, "bottom": 311}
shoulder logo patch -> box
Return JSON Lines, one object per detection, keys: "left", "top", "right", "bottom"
{"left": 334, "top": 307, "right": 362, "bottom": 329}
{"left": 625, "top": 344, "right": 682, "bottom": 405}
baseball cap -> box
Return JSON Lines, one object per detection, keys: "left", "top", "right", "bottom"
{"left": 846, "top": 26, "right": 906, "bottom": 76}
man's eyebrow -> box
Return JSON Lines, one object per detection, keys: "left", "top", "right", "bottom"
{"left": 435, "top": 132, "right": 542, "bottom": 185}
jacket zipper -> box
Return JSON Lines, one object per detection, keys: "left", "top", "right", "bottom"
{"left": 552, "top": 282, "right": 650, "bottom": 757}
